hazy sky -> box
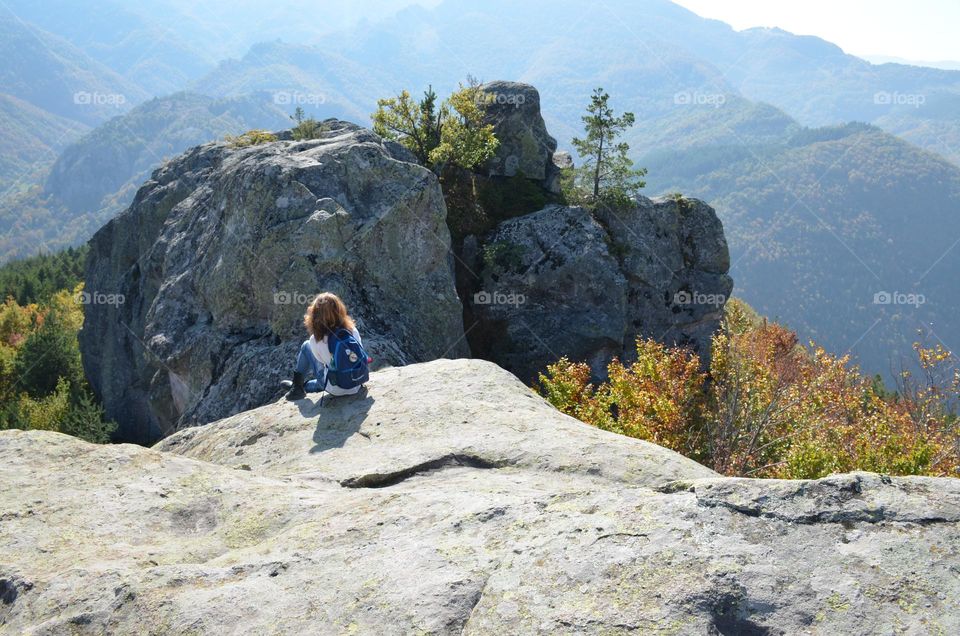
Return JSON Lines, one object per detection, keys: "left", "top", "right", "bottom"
{"left": 671, "top": 0, "right": 959, "bottom": 62}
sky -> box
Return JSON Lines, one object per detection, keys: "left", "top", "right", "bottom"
{"left": 671, "top": 0, "right": 960, "bottom": 62}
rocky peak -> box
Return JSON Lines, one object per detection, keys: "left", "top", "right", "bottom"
{"left": 466, "top": 198, "right": 732, "bottom": 382}
{"left": 80, "top": 119, "right": 466, "bottom": 443}
{"left": 478, "top": 81, "right": 559, "bottom": 185}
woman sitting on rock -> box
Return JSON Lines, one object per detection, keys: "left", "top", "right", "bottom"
{"left": 282, "top": 292, "right": 370, "bottom": 400}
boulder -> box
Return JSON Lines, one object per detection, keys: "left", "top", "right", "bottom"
{"left": 2, "top": 359, "right": 958, "bottom": 635}
{"left": 469, "top": 204, "right": 628, "bottom": 381}
{"left": 595, "top": 194, "right": 733, "bottom": 359}
{"left": 543, "top": 150, "right": 573, "bottom": 194}
{"left": 551, "top": 150, "right": 574, "bottom": 170}
{"left": 471, "top": 198, "right": 733, "bottom": 382}
{"left": 80, "top": 120, "right": 466, "bottom": 444}
{"left": 479, "top": 81, "right": 558, "bottom": 182}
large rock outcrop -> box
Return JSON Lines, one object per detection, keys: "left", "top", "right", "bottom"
{"left": 469, "top": 198, "right": 733, "bottom": 382}
{"left": 80, "top": 120, "right": 466, "bottom": 443}
{"left": 2, "top": 360, "right": 958, "bottom": 634}
{"left": 79, "top": 83, "right": 733, "bottom": 442}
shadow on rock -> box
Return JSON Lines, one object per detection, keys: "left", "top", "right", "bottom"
{"left": 304, "top": 388, "right": 375, "bottom": 453}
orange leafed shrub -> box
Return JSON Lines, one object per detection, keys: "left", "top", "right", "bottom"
{"left": 538, "top": 299, "right": 959, "bottom": 479}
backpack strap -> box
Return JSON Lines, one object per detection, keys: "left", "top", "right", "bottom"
{"left": 325, "top": 328, "right": 347, "bottom": 366}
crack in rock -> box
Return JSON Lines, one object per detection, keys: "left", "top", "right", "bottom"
{"left": 338, "top": 454, "right": 507, "bottom": 489}
{"left": 591, "top": 531, "right": 650, "bottom": 545}
{"left": 458, "top": 574, "right": 492, "bottom": 635}
{"left": 695, "top": 497, "right": 957, "bottom": 526}
{"left": 679, "top": 475, "right": 960, "bottom": 526}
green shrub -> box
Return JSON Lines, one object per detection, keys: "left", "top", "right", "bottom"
{"left": 372, "top": 81, "right": 498, "bottom": 171}
{"left": 482, "top": 241, "right": 526, "bottom": 272}
{"left": 669, "top": 192, "right": 691, "bottom": 213}
{"left": 13, "top": 309, "right": 83, "bottom": 398}
{"left": 58, "top": 389, "right": 115, "bottom": 444}
{"left": 289, "top": 108, "right": 327, "bottom": 140}
{"left": 226, "top": 129, "right": 277, "bottom": 148}
{"left": 1, "top": 378, "right": 115, "bottom": 444}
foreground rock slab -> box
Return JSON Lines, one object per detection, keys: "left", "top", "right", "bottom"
{"left": 2, "top": 360, "right": 958, "bottom": 635}
{"left": 156, "top": 359, "right": 712, "bottom": 487}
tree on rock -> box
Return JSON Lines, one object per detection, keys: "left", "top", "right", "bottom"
{"left": 372, "top": 82, "right": 498, "bottom": 172}
{"left": 372, "top": 86, "right": 443, "bottom": 164}
{"left": 428, "top": 82, "right": 499, "bottom": 171}
{"left": 289, "top": 107, "right": 325, "bottom": 140}
{"left": 568, "top": 88, "right": 646, "bottom": 207}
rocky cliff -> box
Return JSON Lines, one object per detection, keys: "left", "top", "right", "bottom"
{"left": 80, "top": 120, "right": 467, "bottom": 443}
{"left": 467, "top": 199, "right": 732, "bottom": 382}
{"left": 2, "top": 360, "right": 957, "bottom": 634}
{"left": 463, "top": 82, "right": 733, "bottom": 381}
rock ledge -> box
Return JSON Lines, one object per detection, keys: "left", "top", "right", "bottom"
{"left": 2, "top": 359, "right": 958, "bottom": 635}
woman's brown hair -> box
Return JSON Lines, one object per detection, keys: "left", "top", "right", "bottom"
{"left": 303, "top": 292, "right": 356, "bottom": 338}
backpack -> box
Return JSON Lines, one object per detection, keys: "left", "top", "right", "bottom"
{"left": 325, "top": 328, "right": 370, "bottom": 390}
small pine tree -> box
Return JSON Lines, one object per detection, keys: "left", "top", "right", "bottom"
{"left": 372, "top": 86, "right": 446, "bottom": 165}
{"left": 569, "top": 88, "right": 647, "bottom": 208}
{"left": 13, "top": 309, "right": 83, "bottom": 398}
{"left": 59, "top": 389, "right": 116, "bottom": 444}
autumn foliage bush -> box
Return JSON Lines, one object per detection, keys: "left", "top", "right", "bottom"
{"left": 539, "top": 299, "right": 959, "bottom": 479}
{"left": 0, "top": 284, "right": 116, "bottom": 443}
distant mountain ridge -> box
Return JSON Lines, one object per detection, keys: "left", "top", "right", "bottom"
{"left": 0, "top": 12, "right": 145, "bottom": 126}
{"left": 645, "top": 122, "right": 960, "bottom": 378}
{"left": 0, "top": 93, "right": 292, "bottom": 261}
{"left": 7, "top": 0, "right": 960, "bottom": 166}
{"left": 0, "top": 93, "right": 88, "bottom": 198}
{"left": 1, "top": 0, "right": 447, "bottom": 96}
{"left": 863, "top": 55, "right": 960, "bottom": 71}
{"left": 44, "top": 92, "right": 292, "bottom": 215}
{"left": 181, "top": 0, "right": 960, "bottom": 166}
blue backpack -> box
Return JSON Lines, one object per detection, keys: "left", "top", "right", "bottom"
{"left": 326, "top": 328, "right": 370, "bottom": 390}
